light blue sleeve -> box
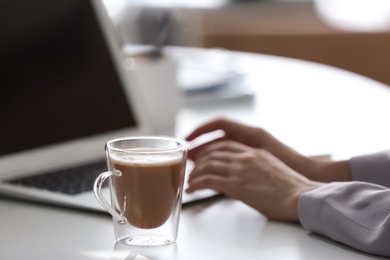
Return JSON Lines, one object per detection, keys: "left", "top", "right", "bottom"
{"left": 298, "top": 151, "right": 390, "bottom": 257}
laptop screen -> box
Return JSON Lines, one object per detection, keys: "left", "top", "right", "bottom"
{"left": 0, "top": 0, "right": 137, "bottom": 157}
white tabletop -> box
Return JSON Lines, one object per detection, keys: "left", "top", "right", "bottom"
{"left": 173, "top": 47, "right": 390, "bottom": 160}
{"left": 0, "top": 196, "right": 386, "bottom": 260}
{"left": 1, "top": 48, "right": 390, "bottom": 260}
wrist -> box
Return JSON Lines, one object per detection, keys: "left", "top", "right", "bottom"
{"left": 289, "top": 181, "right": 324, "bottom": 222}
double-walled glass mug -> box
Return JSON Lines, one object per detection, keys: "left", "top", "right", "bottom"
{"left": 93, "top": 136, "right": 188, "bottom": 246}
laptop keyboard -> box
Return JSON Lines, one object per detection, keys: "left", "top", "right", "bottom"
{"left": 6, "top": 160, "right": 108, "bottom": 195}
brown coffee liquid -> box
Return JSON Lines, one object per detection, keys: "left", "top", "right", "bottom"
{"left": 111, "top": 154, "right": 184, "bottom": 229}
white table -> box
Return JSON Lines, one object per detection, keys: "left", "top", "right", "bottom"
{"left": 1, "top": 48, "right": 390, "bottom": 260}
{"left": 172, "top": 47, "right": 390, "bottom": 160}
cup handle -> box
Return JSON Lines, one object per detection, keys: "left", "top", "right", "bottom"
{"left": 93, "top": 170, "right": 127, "bottom": 225}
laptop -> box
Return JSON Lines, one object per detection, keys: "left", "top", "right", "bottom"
{"left": 0, "top": 0, "right": 217, "bottom": 212}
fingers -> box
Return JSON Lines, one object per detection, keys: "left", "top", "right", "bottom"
{"left": 190, "top": 139, "right": 249, "bottom": 162}
{"left": 185, "top": 117, "right": 250, "bottom": 145}
{"left": 189, "top": 153, "right": 232, "bottom": 181}
{"left": 188, "top": 137, "right": 226, "bottom": 161}
{"left": 186, "top": 118, "right": 230, "bottom": 142}
{"left": 186, "top": 141, "right": 251, "bottom": 194}
{"left": 186, "top": 174, "right": 230, "bottom": 194}
{"left": 186, "top": 118, "right": 267, "bottom": 155}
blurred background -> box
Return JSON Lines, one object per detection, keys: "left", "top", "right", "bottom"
{"left": 102, "top": 0, "right": 390, "bottom": 87}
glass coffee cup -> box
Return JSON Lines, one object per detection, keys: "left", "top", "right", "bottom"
{"left": 93, "top": 136, "right": 188, "bottom": 246}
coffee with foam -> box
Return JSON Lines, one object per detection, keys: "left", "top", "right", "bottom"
{"left": 110, "top": 153, "right": 184, "bottom": 229}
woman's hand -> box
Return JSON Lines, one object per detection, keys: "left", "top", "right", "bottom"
{"left": 186, "top": 118, "right": 270, "bottom": 162}
{"left": 186, "top": 140, "right": 323, "bottom": 222}
{"left": 186, "top": 118, "right": 352, "bottom": 183}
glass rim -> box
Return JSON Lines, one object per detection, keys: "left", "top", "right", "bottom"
{"left": 106, "top": 136, "right": 188, "bottom": 154}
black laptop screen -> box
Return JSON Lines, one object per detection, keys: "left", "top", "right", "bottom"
{"left": 0, "top": 0, "right": 137, "bottom": 156}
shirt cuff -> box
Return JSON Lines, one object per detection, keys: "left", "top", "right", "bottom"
{"left": 298, "top": 181, "right": 390, "bottom": 257}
